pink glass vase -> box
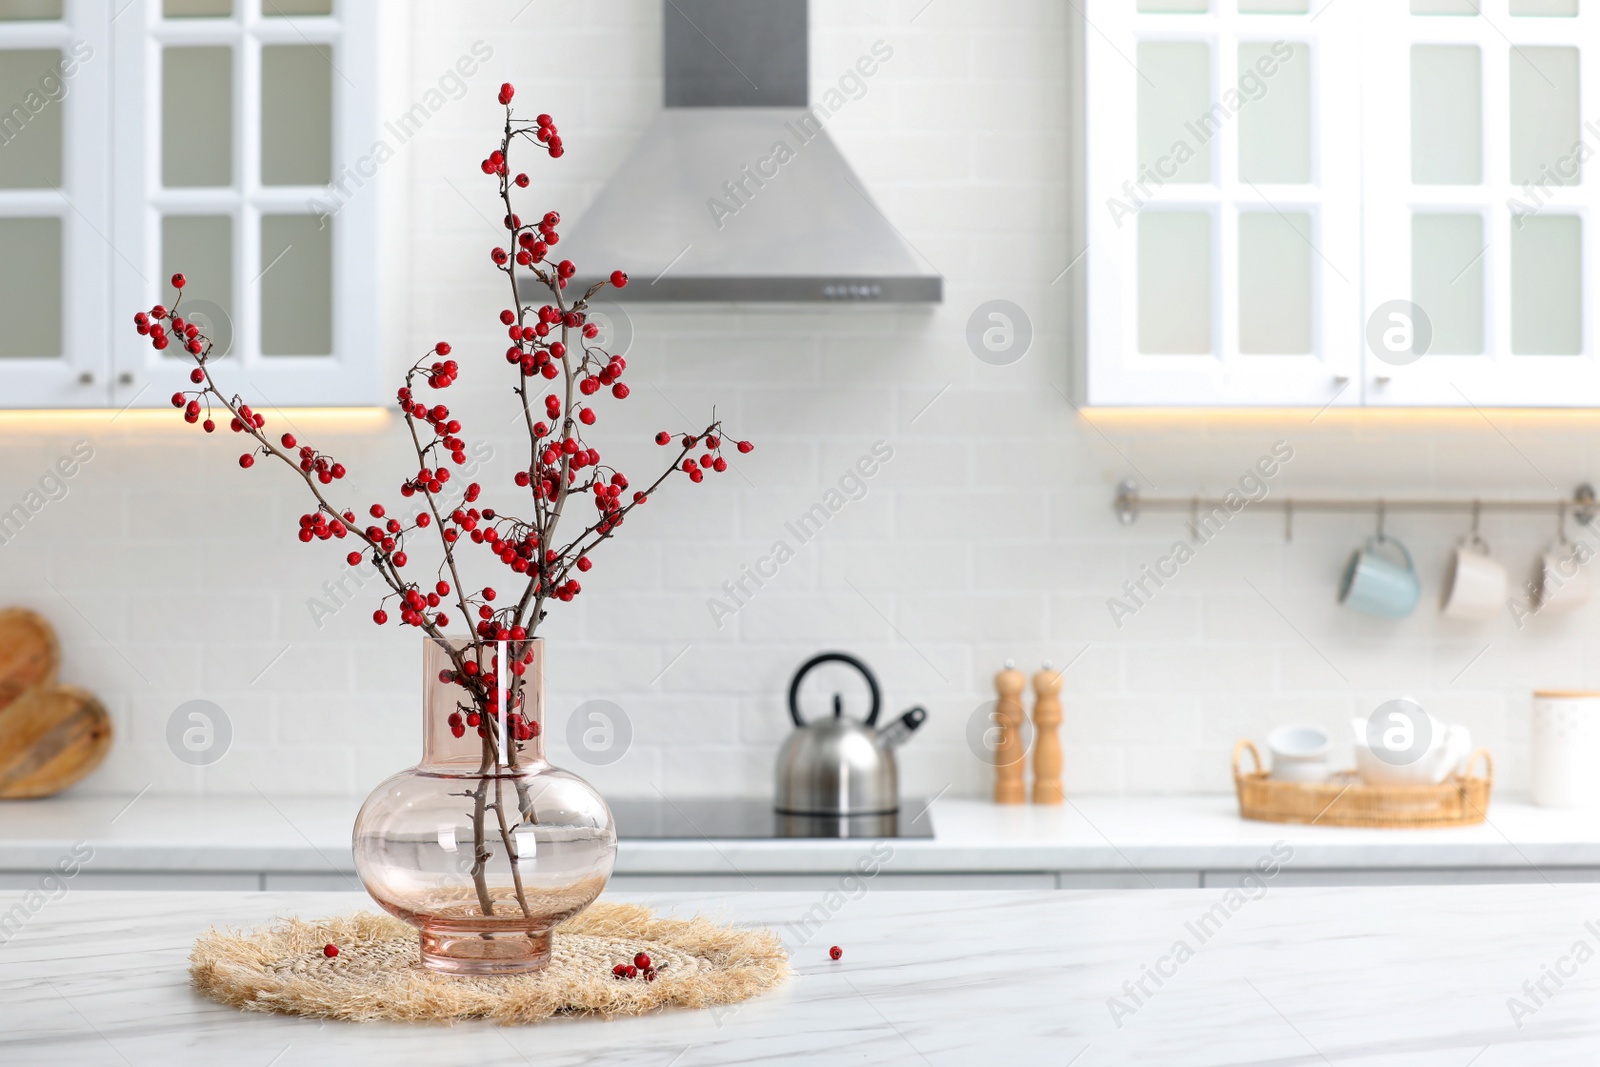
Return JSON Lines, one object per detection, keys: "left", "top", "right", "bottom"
{"left": 353, "top": 637, "right": 615, "bottom": 974}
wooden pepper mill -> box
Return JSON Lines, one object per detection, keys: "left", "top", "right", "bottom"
{"left": 1031, "top": 664, "right": 1064, "bottom": 804}
{"left": 993, "top": 661, "right": 1027, "bottom": 805}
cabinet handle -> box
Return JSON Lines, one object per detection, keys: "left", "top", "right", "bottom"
{"left": 118, "top": 372, "right": 134, "bottom": 386}
{"left": 1374, "top": 376, "right": 1391, "bottom": 385}
{"left": 1333, "top": 375, "right": 1350, "bottom": 385}
{"left": 78, "top": 371, "right": 94, "bottom": 385}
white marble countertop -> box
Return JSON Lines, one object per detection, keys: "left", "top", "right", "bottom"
{"left": 4, "top": 793, "right": 1600, "bottom": 876}
{"left": 3, "top": 886, "right": 1598, "bottom": 1064}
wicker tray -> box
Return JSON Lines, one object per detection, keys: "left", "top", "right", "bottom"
{"left": 1233, "top": 740, "right": 1494, "bottom": 828}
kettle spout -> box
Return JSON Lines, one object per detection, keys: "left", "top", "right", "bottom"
{"left": 877, "top": 706, "right": 927, "bottom": 749}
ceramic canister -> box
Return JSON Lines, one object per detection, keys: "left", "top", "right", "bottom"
{"left": 1531, "top": 691, "right": 1600, "bottom": 808}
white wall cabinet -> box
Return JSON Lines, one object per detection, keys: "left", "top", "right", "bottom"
{"left": 1085, "top": 0, "right": 1600, "bottom": 408}
{"left": 0, "top": 0, "right": 379, "bottom": 410}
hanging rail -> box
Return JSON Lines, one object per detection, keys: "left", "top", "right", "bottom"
{"left": 1114, "top": 480, "right": 1598, "bottom": 528}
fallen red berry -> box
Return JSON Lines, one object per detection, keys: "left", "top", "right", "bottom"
{"left": 829, "top": 946, "right": 842, "bottom": 961}
{"left": 612, "top": 963, "right": 628, "bottom": 977}
{"left": 324, "top": 944, "right": 339, "bottom": 958}
{"left": 634, "top": 952, "right": 651, "bottom": 970}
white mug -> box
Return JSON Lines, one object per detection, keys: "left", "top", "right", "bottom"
{"left": 1351, "top": 713, "right": 1472, "bottom": 786}
{"left": 1268, "top": 725, "right": 1331, "bottom": 782}
{"left": 1536, "top": 540, "right": 1593, "bottom": 615}
{"left": 1441, "top": 537, "right": 1506, "bottom": 621}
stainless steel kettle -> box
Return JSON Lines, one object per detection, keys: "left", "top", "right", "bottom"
{"left": 774, "top": 652, "right": 926, "bottom": 816}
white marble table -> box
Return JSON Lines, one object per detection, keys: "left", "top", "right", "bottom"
{"left": 2, "top": 887, "right": 1599, "bottom": 1064}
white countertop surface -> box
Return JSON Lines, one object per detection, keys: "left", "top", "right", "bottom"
{"left": 3, "top": 886, "right": 1598, "bottom": 1064}
{"left": 4, "top": 793, "right": 1600, "bottom": 875}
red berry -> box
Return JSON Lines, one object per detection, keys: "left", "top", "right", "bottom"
{"left": 171, "top": 273, "right": 186, "bottom": 289}
{"left": 323, "top": 944, "right": 338, "bottom": 958}
{"left": 613, "top": 964, "right": 628, "bottom": 977}
{"left": 393, "top": 552, "right": 407, "bottom": 567}
{"left": 498, "top": 82, "right": 515, "bottom": 105}
{"left": 611, "top": 270, "right": 629, "bottom": 288}
{"left": 436, "top": 341, "right": 451, "bottom": 356}
{"left": 189, "top": 368, "right": 205, "bottom": 384}
{"left": 829, "top": 946, "right": 842, "bottom": 961}
{"left": 737, "top": 441, "right": 754, "bottom": 454}
{"left": 238, "top": 454, "right": 255, "bottom": 468}
{"left": 436, "top": 581, "right": 450, "bottom": 596}
{"left": 347, "top": 551, "right": 362, "bottom": 566}
{"left": 370, "top": 504, "right": 385, "bottom": 518}
{"left": 281, "top": 433, "right": 296, "bottom": 448}
{"left": 170, "top": 392, "right": 185, "bottom": 408}
{"left": 655, "top": 431, "right": 670, "bottom": 446}
{"left": 612, "top": 383, "right": 630, "bottom": 399}
{"left": 634, "top": 952, "right": 651, "bottom": 970}
{"left": 202, "top": 419, "right": 215, "bottom": 433}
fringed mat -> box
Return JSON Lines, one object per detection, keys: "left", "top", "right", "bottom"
{"left": 190, "top": 901, "right": 790, "bottom": 1025}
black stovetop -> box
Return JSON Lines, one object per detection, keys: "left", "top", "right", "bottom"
{"left": 609, "top": 798, "right": 934, "bottom": 840}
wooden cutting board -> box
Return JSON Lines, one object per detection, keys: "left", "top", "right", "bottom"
{"left": 0, "top": 608, "right": 59, "bottom": 711}
{"left": 0, "top": 685, "right": 113, "bottom": 799}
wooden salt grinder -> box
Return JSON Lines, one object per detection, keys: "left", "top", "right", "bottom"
{"left": 993, "top": 662, "right": 1027, "bottom": 805}
{"left": 1031, "top": 665, "right": 1064, "bottom": 804}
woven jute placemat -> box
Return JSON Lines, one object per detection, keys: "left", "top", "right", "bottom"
{"left": 190, "top": 901, "right": 790, "bottom": 1025}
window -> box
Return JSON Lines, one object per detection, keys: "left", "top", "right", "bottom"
{"left": 0, "top": 0, "right": 378, "bottom": 410}
{"left": 1085, "top": 0, "right": 1600, "bottom": 408}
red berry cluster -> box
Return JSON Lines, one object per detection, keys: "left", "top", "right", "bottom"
{"left": 129, "top": 86, "right": 752, "bottom": 753}
{"left": 653, "top": 431, "right": 751, "bottom": 484}
{"left": 612, "top": 952, "right": 661, "bottom": 982}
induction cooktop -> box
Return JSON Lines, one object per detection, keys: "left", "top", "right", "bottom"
{"left": 609, "top": 798, "right": 934, "bottom": 840}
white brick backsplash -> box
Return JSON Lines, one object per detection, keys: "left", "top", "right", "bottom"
{"left": 0, "top": 0, "right": 1590, "bottom": 805}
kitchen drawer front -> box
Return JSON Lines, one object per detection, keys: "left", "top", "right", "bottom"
{"left": 1202, "top": 868, "right": 1600, "bottom": 887}
{"left": 0, "top": 871, "right": 264, "bottom": 891}
{"left": 1058, "top": 871, "right": 1201, "bottom": 889}
{"left": 262, "top": 873, "right": 365, "bottom": 891}
{"left": 609, "top": 873, "right": 1060, "bottom": 892}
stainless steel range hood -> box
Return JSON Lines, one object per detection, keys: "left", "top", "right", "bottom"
{"left": 553, "top": 0, "right": 941, "bottom": 304}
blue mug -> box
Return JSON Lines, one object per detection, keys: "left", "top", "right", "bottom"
{"left": 1339, "top": 535, "right": 1422, "bottom": 618}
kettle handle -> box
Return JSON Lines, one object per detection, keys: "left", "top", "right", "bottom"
{"left": 788, "top": 651, "right": 881, "bottom": 727}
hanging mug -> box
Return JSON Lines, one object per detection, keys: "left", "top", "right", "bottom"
{"left": 1340, "top": 535, "right": 1422, "bottom": 618}
{"left": 1441, "top": 534, "right": 1507, "bottom": 621}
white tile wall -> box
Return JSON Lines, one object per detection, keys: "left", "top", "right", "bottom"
{"left": 0, "top": 0, "right": 1596, "bottom": 804}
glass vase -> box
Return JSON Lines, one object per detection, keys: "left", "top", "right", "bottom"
{"left": 353, "top": 636, "right": 616, "bottom": 975}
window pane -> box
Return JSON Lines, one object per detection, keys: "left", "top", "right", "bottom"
{"left": 163, "top": 0, "right": 232, "bottom": 15}
{"left": 261, "top": 215, "right": 332, "bottom": 355}
{"left": 1412, "top": 214, "right": 1484, "bottom": 355}
{"left": 1510, "top": 0, "right": 1577, "bottom": 13}
{"left": 0, "top": 49, "right": 62, "bottom": 189}
{"left": 0, "top": 217, "right": 60, "bottom": 357}
{"left": 1240, "top": 0, "right": 1309, "bottom": 10}
{"left": 262, "top": 46, "right": 332, "bottom": 186}
{"left": 163, "top": 215, "right": 234, "bottom": 358}
{"left": 1138, "top": 43, "right": 1211, "bottom": 185}
{"left": 1139, "top": 0, "right": 1209, "bottom": 10}
{"left": 1139, "top": 212, "right": 1212, "bottom": 353}
{"left": 164, "top": 47, "right": 233, "bottom": 187}
{"left": 263, "top": 0, "right": 333, "bottom": 13}
{"left": 1239, "top": 43, "right": 1310, "bottom": 184}
{"left": 1510, "top": 46, "right": 1580, "bottom": 187}
{"left": 1411, "top": 46, "right": 1481, "bottom": 185}
{"left": 1411, "top": 0, "right": 1480, "bottom": 13}
{"left": 1239, "top": 212, "right": 1312, "bottom": 354}
{"left": 1512, "top": 215, "right": 1582, "bottom": 355}
{"left": 0, "top": 1, "right": 63, "bottom": 19}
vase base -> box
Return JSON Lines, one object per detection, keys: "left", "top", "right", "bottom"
{"left": 419, "top": 926, "right": 552, "bottom": 975}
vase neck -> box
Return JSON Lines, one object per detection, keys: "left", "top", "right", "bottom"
{"left": 419, "top": 636, "right": 546, "bottom": 773}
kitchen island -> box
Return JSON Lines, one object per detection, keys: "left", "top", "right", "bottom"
{"left": 2, "top": 886, "right": 1596, "bottom": 1064}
